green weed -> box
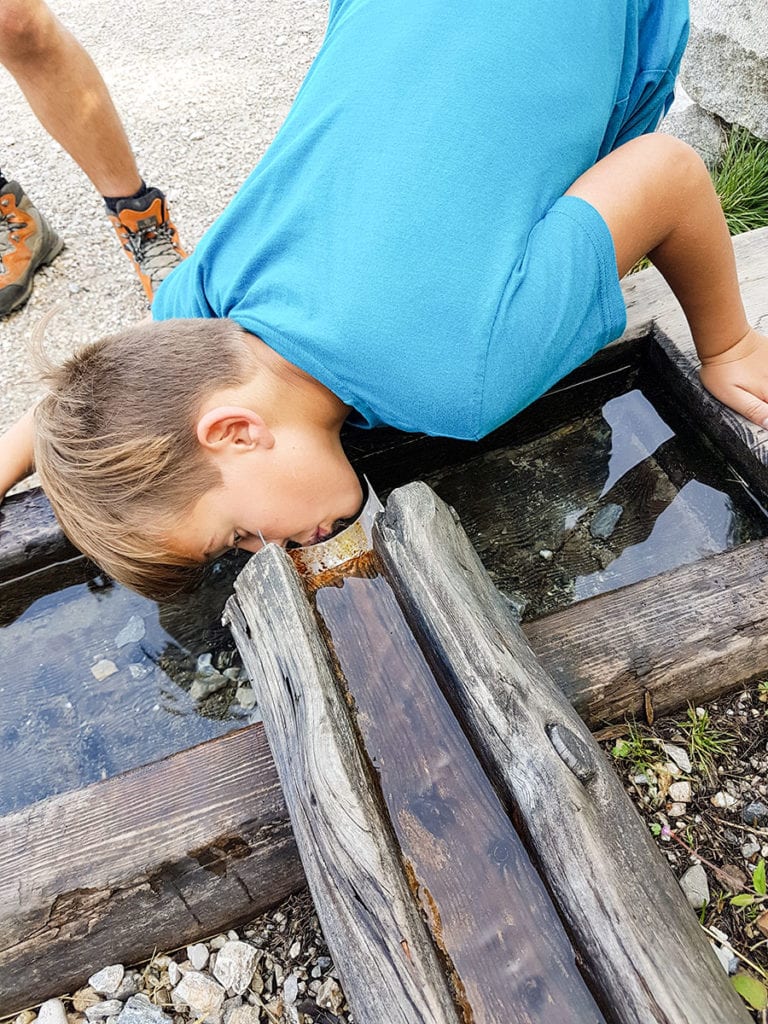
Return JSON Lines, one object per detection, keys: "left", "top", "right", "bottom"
{"left": 675, "top": 705, "right": 735, "bottom": 777}
{"left": 712, "top": 125, "right": 768, "bottom": 235}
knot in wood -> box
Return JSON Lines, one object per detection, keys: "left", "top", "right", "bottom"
{"left": 545, "top": 723, "right": 596, "bottom": 784}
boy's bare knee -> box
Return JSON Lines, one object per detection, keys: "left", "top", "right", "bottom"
{"left": 632, "top": 133, "right": 709, "bottom": 190}
{"left": 0, "top": 0, "right": 58, "bottom": 66}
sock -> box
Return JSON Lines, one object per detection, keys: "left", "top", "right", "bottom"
{"left": 103, "top": 179, "right": 151, "bottom": 214}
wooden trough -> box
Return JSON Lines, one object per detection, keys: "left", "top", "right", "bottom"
{"left": 0, "top": 227, "right": 767, "bottom": 1015}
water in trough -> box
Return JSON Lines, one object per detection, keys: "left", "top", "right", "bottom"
{"left": 1, "top": 351, "right": 766, "bottom": 813}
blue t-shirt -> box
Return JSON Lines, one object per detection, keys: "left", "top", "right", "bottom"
{"left": 153, "top": 0, "right": 688, "bottom": 440}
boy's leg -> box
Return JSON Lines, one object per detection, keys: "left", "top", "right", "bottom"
{"left": 566, "top": 133, "right": 768, "bottom": 427}
{"left": 0, "top": 0, "right": 185, "bottom": 303}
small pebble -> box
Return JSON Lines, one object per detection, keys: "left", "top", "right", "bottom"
{"left": 680, "top": 863, "right": 710, "bottom": 910}
{"left": 711, "top": 791, "right": 737, "bottom": 809}
{"left": 187, "top": 944, "right": 209, "bottom": 971}
{"left": 15, "top": 1013, "right": 36, "bottom": 1024}
{"left": 742, "top": 800, "right": 768, "bottom": 826}
{"left": 668, "top": 781, "right": 691, "bottom": 803}
{"left": 235, "top": 686, "right": 257, "bottom": 710}
{"left": 668, "top": 802, "right": 687, "bottom": 818}
{"left": 172, "top": 972, "right": 226, "bottom": 1019}
{"left": 709, "top": 940, "right": 739, "bottom": 976}
{"left": 589, "top": 503, "right": 623, "bottom": 540}
{"left": 283, "top": 973, "right": 299, "bottom": 1005}
{"left": 38, "top": 1001, "right": 68, "bottom": 1024}
{"left": 115, "top": 616, "right": 145, "bottom": 647}
{"left": 115, "top": 994, "right": 172, "bottom": 1024}
{"left": 91, "top": 659, "right": 118, "bottom": 681}
{"left": 213, "top": 941, "right": 259, "bottom": 995}
{"left": 538, "top": 549, "right": 553, "bottom": 561}
{"left": 660, "top": 742, "right": 691, "bottom": 773}
{"left": 315, "top": 979, "right": 344, "bottom": 1014}
{"left": 88, "top": 966, "right": 125, "bottom": 996}
{"left": 85, "top": 1002, "right": 124, "bottom": 1021}
{"left": 72, "top": 991, "right": 101, "bottom": 1014}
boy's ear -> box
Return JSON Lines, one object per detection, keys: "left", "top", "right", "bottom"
{"left": 196, "top": 406, "right": 274, "bottom": 453}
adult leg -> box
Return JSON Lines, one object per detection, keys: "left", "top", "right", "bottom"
{"left": 0, "top": 0, "right": 185, "bottom": 303}
{"left": 0, "top": 0, "right": 140, "bottom": 197}
{"left": 566, "top": 132, "right": 768, "bottom": 427}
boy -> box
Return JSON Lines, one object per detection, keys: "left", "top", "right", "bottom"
{"left": 2, "top": 0, "right": 768, "bottom": 599}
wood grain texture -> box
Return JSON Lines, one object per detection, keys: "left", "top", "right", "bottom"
{"left": 312, "top": 561, "right": 605, "bottom": 1023}
{"left": 0, "top": 488, "right": 77, "bottom": 583}
{"left": 0, "top": 725, "right": 304, "bottom": 1016}
{"left": 375, "top": 482, "right": 751, "bottom": 1024}
{"left": 621, "top": 226, "right": 768, "bottom": 492}
{"left": 226, "top": 552, "right": 463, "bottom": 1024}
{"left": 525, "top": 536, "right": 768, "bottom": 728}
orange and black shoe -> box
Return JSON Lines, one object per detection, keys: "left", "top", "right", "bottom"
{"left": 0, "top": 181, "right": 64, "bottom": 316}
{"left": 108, "top": 187, "right": 186, "bottom": 302}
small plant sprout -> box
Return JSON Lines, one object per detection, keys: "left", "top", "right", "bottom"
{"left": 611, "top": 721, "right": 660, "bottom": 776}
{"left": 675, "top": 705, "right": 734, "bottom": 778}
{"left": 757, "top": 679, "right": 768, "bottom": 704}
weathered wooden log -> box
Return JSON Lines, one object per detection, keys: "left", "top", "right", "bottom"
{"left": 526, "top": 535, "right": 768, "bottom": 728}
{"left": 225, "top": 553, "right": 463, "bottom": 1024}
{"left": 0, "top": 488, "right": 77, "bottom": 584}
{"left": 374, "top": 482, "right": 751, "bottom": 1024}
{"left": 308, "top": 556, "right": 605, "bottom": 1022}
{"left": 0, "top": 726, "right": 303, "bottom": 1017}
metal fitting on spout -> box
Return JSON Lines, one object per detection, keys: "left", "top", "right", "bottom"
{"left": 288, "top": 478, "right": 383, "bottom": 578}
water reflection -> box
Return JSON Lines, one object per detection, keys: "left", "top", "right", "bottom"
{"left": 425, "top": 377, "right": 767, "bottom": 618}
{"left": 0, "top": 553, "right": 252, "bottom": 814}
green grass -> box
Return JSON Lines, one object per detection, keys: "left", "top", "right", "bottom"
{"left": 712, "top": 126, "right": 768, "bottom": 235}
{"left": 631, "top": 124, "right": 768, "bottom": 273}
{"left": 674, "top": 705, "right": 735, "bottom": 777}
{"left": 611, "top": 721, "right": 660, "bottom": 776}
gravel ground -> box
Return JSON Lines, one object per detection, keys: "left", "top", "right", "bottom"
{"left": 0, "top": 0, "right": 327, "bottom": 489}
{"left": 4, "top": 891, "right": 353, "bottom": 1024}
{"left": 600, "top": 677, "right": 768, "bottom": 1021}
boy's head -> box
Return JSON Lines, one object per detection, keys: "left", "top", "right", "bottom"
{"left": 34, "top": 318, "right": 363, "bottom": 600}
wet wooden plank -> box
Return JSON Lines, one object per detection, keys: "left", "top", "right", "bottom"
{"left": 525, "top": 536, "right": 768, "bottom": 729}
{"left": 0, "top": 725, "right": 304, "bottom": 1017}
{"left": 375, "top": 481, "right": 752, "bottom": 1024}
{"left": 225, "top": 552, "right": 462, "bottom": 1024}
{"left": 0, "top": 488, "right": 77, "bottom": 584}
{"left": 625, "top": 227, "right": 768, "bottom": 493}
{"left": 308, "top": 556, "right": 604, "bottom": 1023}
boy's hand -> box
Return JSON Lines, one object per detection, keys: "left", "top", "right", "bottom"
{"left": 699, "top": 329, "right": 768, "bottom": 430}
{"left": 0, "top": 407, "right": 36, "bottom": 501}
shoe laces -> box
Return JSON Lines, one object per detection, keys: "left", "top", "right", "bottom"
{"left": 120, "top": 217, "right": 181, "bottom": 285}
{"left": 0, "top": 197, "right": 27, "bottom": 264}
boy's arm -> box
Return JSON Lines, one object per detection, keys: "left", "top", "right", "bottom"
{"left": 0, "top": 408, "right": 37, "bottom": 501}
{"left": 566, "top": 133, "right": 768, "bottom": 428}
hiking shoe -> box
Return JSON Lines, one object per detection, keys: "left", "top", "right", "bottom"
{"left": 0, "top": 181, "right": 64, "bottom": 316}
{"left": 108, "top": 187, "right": 186, "bottom": 301}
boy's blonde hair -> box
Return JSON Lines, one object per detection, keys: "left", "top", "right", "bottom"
{"left": 34, "top": 318, "right": 257, "bottom": 600}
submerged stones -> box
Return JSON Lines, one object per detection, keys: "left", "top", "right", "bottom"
{"left": 589, "top": 503, "right": 623, "bottom": 541}
{"left": 115, "top": 616, "right": 146, "bottom": 648}
{"left": 90, "top": 659, "right": 118, "bottom": 681}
